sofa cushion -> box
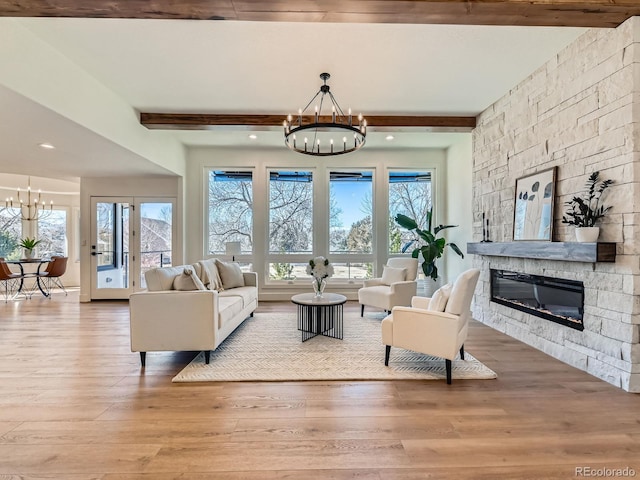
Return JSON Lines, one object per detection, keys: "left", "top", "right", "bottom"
{"left": 218, "top": 286, "right": 257, "bottom": 309}
{"left": 216, "top": 260, "right": 245, "bottom": 289}
{"left": 145, "top": 265, "right": 185, "bottom": 291}
{"left": 381, "top": 265, "right": 406, "bottom": 285}
{"left": 217, "top": 296, "right": 244, "bottom": 329}
{"left": 428, "top": 283, "right": 452, "bottom": 312}
{"left": 198, "top": 258, "right": 224, "bottom": 291}
{"left": 173, "top": 267, "right": 207, "bottom": 291}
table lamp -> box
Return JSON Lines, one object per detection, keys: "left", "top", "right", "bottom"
{"left": 225, "top": 241, "right": 242, "bottom": 262}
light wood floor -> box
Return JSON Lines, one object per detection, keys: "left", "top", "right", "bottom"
{"left": 1, "top": 292, "right": 639, "bottom": 479}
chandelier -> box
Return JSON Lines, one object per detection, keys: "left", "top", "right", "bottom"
{"left": 283, "top": 73, "right": 366, "bottom": 156}
{"left": 4, "top": 177, "right": 53, "bottom": 221}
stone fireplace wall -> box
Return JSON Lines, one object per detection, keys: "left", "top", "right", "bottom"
{"left": 472, "top": 17, "right": 640, "bottom": 391}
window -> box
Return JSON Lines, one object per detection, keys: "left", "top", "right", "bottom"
{"left": 269, "top": 171, "right": 313, "bottom": 254}
{"left": 96, "top": 202, "right": 117, "bottom": 270}
{"left": 0, "top": 207, "right": 21, "bottom": 260}
{"left": 207, "top": 171, "right": 253, "bottom": 255}
{"left": 329, "top": 171, "right": 373, "bottom": 254}
{"left": 37, "top": 209, "right": 68, "bottom": 257}
{"left": 388, "top": 171, "right": 433, "bottom": 253}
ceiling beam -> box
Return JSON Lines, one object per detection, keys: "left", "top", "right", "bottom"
{"left": 139, "top": 113, "right": 477, "bottom": 131}
{"left": 2, "top": 1, "right": 640, "bottom": 28}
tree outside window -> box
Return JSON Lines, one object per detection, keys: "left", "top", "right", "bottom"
{"left": 208, "top": 171, "right": 253, "bottom": 255}
{"left": 0, "top": 207, "right": 21, "bottom": 260}
{"left": 269, "top": 171, "right": 313, "bottom": 254}
{"left": 389, "top": 172, "right": 432, "bottom": 253}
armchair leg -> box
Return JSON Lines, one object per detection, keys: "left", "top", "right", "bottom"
{"left": 140, "top": 352, "right": 146, "bottom": 367}
{"left": 460, "top": 345, "right": 465, "bottom": 360}
{"left": 385, "top": 345, "right": 391, "bottom": 366}
{"left": 360, "top": 304, "right": 364, "bottom": 317}
{"left": 445, "top": 359, "right": 452, "bottom": 385}
{"left": 204, "top": 351, "right": 211, "bottom": 364}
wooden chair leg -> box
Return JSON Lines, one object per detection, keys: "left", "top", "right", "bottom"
{"left": 460, "top": 344, "right": 465, "bottom": 360}
{"left": 384, "top": 345, "right": 391, "bottom": 366}
{"left": 445, "top": 359, "right": 452, "bottom": 384}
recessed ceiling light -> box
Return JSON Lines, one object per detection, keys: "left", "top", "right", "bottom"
{"left": 39, "top": 143, "right": 55, "bottom": 149}
{"left": 249, "top": 134, "right": 257, "bottom": 140}
{"left": 385, "top": 135, "right": 395, "bottom": 141}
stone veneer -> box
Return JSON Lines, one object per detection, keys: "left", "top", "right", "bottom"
{"left": 472, "top": 17, "right": 640, "bottom": 392}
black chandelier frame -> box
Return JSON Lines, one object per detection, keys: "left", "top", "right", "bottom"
{"left": 284, "top": 73, "right": 366, "bottom": 157}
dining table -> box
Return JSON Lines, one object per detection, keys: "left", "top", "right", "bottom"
{"left": 6, "top": 258, "right": 51, "bottom": 298}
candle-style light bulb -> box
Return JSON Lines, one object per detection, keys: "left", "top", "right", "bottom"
{"left": 314, "top": 105, "right": 318, "bottom": 122}
{"left": 298, "top": 108, "right": 302, "bottom": 126}
{"left": 348, "top": 108, "right": 352, "bottom": 126}
{"left": 304, "top": 137, "right": 308, "bottom": 152}
{"left": 332, "top": 105, "right": 336, "bottom": 123}
{"left": 343, "top": 136, "right": 347, "bottom": 151}
{"left": 330, "top": 138, "right": 334, "bottom": 153}
{"left": 50, "top": 200, "right": 53, "bottom": 211}
{"left": 358, "top": 113, "right": 363, "bottom": 127}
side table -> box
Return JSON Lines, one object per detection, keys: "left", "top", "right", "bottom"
{"left": 291, "top": 292, "right": 347, "bottom": 342}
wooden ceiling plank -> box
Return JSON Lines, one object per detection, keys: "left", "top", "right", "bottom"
{"left": 1, "top": 0, "right": 640, "bottom": 27}
{"left": 139, "top": 112, "right": 477, "bottom": 129}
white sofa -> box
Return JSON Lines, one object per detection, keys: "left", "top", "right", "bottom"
{"left": 129, "top": 259, "right": 258, "bottom": 366}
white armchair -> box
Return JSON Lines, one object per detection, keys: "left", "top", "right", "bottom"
{"left": 358, "top": 258, "right": 419, "bottom": 316}
{"left": 381, "top": 268, "right": 480, "bottom": 384}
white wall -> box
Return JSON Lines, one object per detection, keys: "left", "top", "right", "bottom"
{"left": 0, "top": 19, "right": 186, "bottom": 177}
{"left": 445, "top": 135, "right": 474, "bottom": 282}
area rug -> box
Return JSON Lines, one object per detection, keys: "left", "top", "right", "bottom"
{"left": 172, "top": 312, "right": 497, "bottom": 382}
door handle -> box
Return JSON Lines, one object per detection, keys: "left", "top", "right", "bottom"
{"left": 91, "top": 252, "right": 103, "bottom": 256}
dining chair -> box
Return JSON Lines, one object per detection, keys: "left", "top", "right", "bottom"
{"left": 34, "top": 256, "right": 68, "bottom": 297}
{"left": 0, "top": 258, "right": 23, "bottom": 302}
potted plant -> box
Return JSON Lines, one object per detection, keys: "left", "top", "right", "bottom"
{"left": 561, "top": 171, "right": 614, "bottom": 243}
{"left": 395, "top": 209, "right": 464, "bottom": 282}
{"left": 19, "top": 237, "right": 42, "bottom": 260}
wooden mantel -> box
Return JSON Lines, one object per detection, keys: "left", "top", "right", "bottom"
{"left": 467, "top": 242, "right": 616, "bottom": 263}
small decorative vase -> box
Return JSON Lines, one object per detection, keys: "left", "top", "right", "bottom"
{"left": 575, "top": 227, "right": 600, "bottom": 243}
{"left": 24, "top": 248, "right": 33, "bottom": 260}
{"left": 312, "top": 278, "right": 326, "bottom": 298}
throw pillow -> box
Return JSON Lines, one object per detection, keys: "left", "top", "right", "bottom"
{"left": 173, "top": 267, "right": 207, "bottom": 291}
{"left": 215, "top": 260, "right": 245, "bottom": 289}
{"left": 198, "top": 259, "right": 224, "bottom": 291}
{"left": 428, "top": 283, "right": 453, "bottom": 312}
{"left": 381, "top": 265, "right": 406, "bottom": 286}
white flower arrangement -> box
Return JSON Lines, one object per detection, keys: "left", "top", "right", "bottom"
{"left": 306, "top": 256, "right": 334, "bottom": 291}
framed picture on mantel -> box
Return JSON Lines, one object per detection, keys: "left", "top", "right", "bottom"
{"left": 513, "top": 167, "right": 556, "bottom": 241}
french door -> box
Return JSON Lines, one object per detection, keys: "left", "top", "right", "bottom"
{"left": 90, "top": 197, "right": 175, "bottom": 299}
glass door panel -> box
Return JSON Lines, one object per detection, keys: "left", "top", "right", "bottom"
{"left": 91, "top": 197, "right": 132, "bottom": 299}
{"left": 139, "top": 201, "right": 173, "bottom": 289}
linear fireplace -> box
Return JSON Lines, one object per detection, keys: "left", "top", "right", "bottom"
{"left": 490, "top": 269, "right": 584, "bottom": 331}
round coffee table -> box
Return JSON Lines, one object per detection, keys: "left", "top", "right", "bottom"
{"left": 291, "top": 292, "right": 347, "bottom": 342}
